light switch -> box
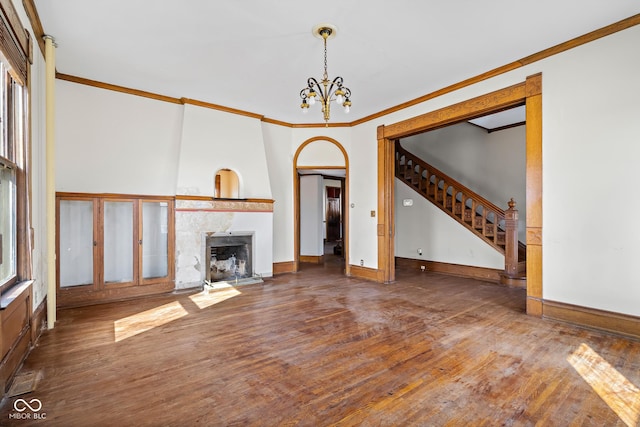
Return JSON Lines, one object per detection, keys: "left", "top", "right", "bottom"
{"left": 370, "top": 210, "right": 376, "bottom": 217}
{"left": 402, "top": 199, "right": 414, "bottom": 207}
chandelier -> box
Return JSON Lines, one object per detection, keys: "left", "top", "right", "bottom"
{"left": 299, "top": 24, "right": 352, "bottom": 124}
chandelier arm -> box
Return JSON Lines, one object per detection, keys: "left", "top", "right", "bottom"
{"left": 327, "top": 76, "right": 344, "bottom": 101}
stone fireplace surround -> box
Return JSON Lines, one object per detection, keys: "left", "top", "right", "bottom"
{"left": 174, "top": 197, "right": 274, "bottom": 289}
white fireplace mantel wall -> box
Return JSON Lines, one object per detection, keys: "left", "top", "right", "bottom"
{"left": 175, "top": 198, "right": 274, "bottom": 289}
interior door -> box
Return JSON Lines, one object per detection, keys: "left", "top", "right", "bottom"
{"left": 326, "top": 186, "right": 341, "bottom": 242}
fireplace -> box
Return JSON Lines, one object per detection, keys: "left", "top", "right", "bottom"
{"left": 204, "top": 232, "right": 253, "bottom": 284}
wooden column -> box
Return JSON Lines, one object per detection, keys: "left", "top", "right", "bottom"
{"left": 525, "top": 73, "right": 543, "bottom": 317}
{"left": 377, "top": 126, "right": 395, "bottom": 283}
{"left": 503, "top": 198, "right": 519, "bottom": 277}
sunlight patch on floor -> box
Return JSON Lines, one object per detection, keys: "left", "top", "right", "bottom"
{"left": 114, "top": 301, "right": 188, "bottom": 342}
{"left": 189, "top": 288, "right": 241, "bottom": 309}
{"left": 568, "top": 343, "right": 640, "bottom": 427}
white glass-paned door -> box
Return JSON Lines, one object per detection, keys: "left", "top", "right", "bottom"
{"left": 142, "top": 202, "right": 168, "bottom": 279}
{"left": 104, "top": 201, "right": 134, "bottom": 284}
{"left": 59, "top": 200, "right": 93, "bottom": 287}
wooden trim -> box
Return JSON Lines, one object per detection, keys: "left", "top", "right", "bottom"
{"left": 299, "top": 255, "right": 324, "bottom": 264}
{"left": 261, "top": 117, "right": 294, "bottom": 128}
{"left": 21, "top": 0, "right": 45, "bottom": 58}
{"left": 57, "top": 281, "right": 175, "bottom": 309}
{"left": 30, "top": 296, "right": 47, "bottom": 343}
{"left": 272, "top": 261, "right": 296, "bottom": 275}
{"left": 382, "top": 82, "right": 526, "bottom": 140}
{"left": 181, "top": 97, "right": 264, "bottom": 120}
{"left": 56, "top": 73, "right": 183, "bottom": 104}
{"left": 293, "top": 137, "right": 350, "bottom": 276}
{"left": 296, "top": 166, "right": 345, "bottom": 171}
{"left": 543, "top": 300, "right": 640, "bottom": 341}
{"left": 487, "top": 121, "right": 526, "bottom": 133}
{"left": 57, "top": 191, "right": 176, "bottom": 200}
{"left": 0, "top": 280, "right": 32, "bottom": 392}
{"left": 377, "top": 132, "right": 395, "bottom": 283}
{"left": 175, "top": 195, "right": 274, "bottom": 204}
{"left": 395, "top": 257, "right": 502, "bottom": 284}
{"left": 525, "top": 73, "right": 543, "bottom": 317}
{"left": 348, "top": 264, "right": 379, "bottom": 282}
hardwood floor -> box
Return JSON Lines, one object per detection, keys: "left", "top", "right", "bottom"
{"left": 2, "top": 260, "right": 639, "bottom": 426}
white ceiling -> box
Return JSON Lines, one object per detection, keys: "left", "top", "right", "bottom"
{"left": 33, "top": 1, "right": 640, "bottom": 125}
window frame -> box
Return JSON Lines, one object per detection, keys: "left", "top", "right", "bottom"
{"left": 0, "top": 6, "right": 31, "bottom": 294}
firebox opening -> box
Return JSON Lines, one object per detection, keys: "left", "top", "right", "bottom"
{"left": 204, "top": 233, "right": 255, "bottom": 285}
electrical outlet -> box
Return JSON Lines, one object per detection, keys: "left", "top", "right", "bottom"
{"left": 360, "top": 259, "right": 364, "bottom": 266}
{"left": 417, "top": 248, "right": 422, "bottom": 256}
{"left": 420, "top": 265, "right": 426, "bottom": 272}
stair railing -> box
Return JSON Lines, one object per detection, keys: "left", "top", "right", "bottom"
{"left": 395, "top": 143, "right": 521, "bottom": 277}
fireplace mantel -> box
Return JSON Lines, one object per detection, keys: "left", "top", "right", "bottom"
{"left": 175, "top": 195, "right": 274, "bottom": 213}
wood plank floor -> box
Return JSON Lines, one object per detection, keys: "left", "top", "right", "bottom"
{"left": 2, "top": 258, "right": 639, "bottom": 426}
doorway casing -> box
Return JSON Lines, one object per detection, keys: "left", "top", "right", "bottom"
{"left": 293, "top": 137, "right": 350, "bottom": 275}
{"left": 376, "top": 74, "right": 543, "bottom": 316}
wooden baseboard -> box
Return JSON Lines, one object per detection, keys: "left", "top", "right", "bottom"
{"left": 543, "top": 300, "right": 640, "bottom": 341}
{"left": 57, "top": 282, "right": 175, "bottom": 309}
{"left": 348, "top": 264, "right": 379, "bottom": 282}
{"left": 300, "top": 255, "right": 324, "bottom": 264}
{"left": 31, "top": 297, "right": 47, "bottom": 343}
{"left": 395, "top": 257, "right": 502, "bottom": 283}
{"left": 273, "top": 261, "right": 296, "bottom": 275}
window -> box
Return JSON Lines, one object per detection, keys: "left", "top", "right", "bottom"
{"left": 0, "top": 58, "right": 27, "bottom": 293}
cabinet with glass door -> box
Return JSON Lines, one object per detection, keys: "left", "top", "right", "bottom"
{"left": 56, "top": 194, "right": 174, "bottom": 307}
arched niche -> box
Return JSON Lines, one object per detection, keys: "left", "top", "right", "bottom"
{"left": 214, "top": 168, "right": 240, "bottom": 199}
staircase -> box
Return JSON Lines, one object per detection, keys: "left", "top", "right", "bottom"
{"left": 395, "top": 143, "right": 526, "bottom": 285}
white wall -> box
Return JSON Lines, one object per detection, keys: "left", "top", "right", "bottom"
{"left": 395, "top": 180, "right": 505, "bottom": 269}
{"left": 540, "top": 26, "right": 640, "bottom": 316}
{"left": 262, "top": 122, "right": 295, "bottom": 263}
{"left": 299, "top": 175, "right": 323, "bottom": 256}
{"left": 56, "top": 82, "right": 183, "bottom": 195}
{"left": 176, "top": 105, "right": 272, "bottom": 198}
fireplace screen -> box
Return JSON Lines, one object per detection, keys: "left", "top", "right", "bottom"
{"left": 205, "top": 233, "right": 252, "bottom": 283}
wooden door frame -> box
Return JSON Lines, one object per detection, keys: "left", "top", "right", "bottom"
{"left": 293, "top": 137, "right": 350, "bottom": 275}
{"left": 377, "top": 74, "right": 543, "bottom": 316}
{"left": 325, "top": 185, "right": 342, "bottom": 243}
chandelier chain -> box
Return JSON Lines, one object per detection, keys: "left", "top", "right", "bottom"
{"left": 323, "top": 36, "right": 328, "bottom": 81}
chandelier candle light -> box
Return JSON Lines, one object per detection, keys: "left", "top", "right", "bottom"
{"left": 299, "top": 24, "right": 352, "bottom": 125}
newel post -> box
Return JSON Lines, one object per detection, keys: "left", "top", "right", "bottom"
{"left": 504, "top": 198, "right": 519, "bottom": 277}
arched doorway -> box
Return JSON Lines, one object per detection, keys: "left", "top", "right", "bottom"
{"left": 293, "top": 137, "right": 350, "bottom": 275}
